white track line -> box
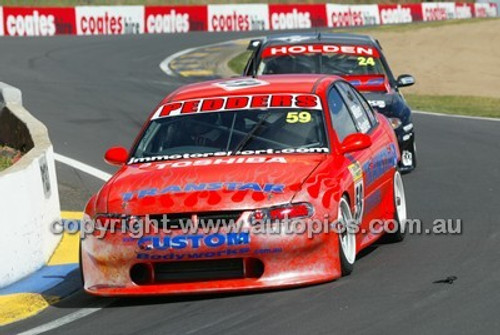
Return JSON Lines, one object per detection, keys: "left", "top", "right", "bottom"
{"left": 17, "top": 301, "right": 115, "bottom": 335}
{"left": 414, "top": 110, "right": 500, "bottom": 122}
{"left": 54, "top": 153, "right": 111, "bottom": 181}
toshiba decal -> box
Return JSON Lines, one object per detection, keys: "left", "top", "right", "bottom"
{"left": 76, "top": 6, "right": 144, "bottom": 35}
{"left": 3, "top": 7, "right": 76, "bottom": 36}
{"left": 145, "top": 6, "right": 207, "bottom": 33}
{"left": 208, "top": 4, "right": 269, "bottom": 32}
{"left": 326, "top": 4, "right": 380, "bottom": 28}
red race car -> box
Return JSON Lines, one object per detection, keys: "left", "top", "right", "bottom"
{"left": 81, "top": 74, "right": 407, "bottom": 296}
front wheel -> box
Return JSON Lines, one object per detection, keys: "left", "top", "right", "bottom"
{"left": 384, "top": 171, "right": 407, "bottom": 243}
{"left": 338, "top": 196, "right": 356, "bottom": 276}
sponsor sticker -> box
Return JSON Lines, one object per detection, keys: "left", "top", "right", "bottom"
{"left": 213, "top": 78, "right": 269, "bottom": 91}
{"left": 75, "top": 6, "right": 144, "bottom": 35}
{"left": 261, "top": 44, "right": 379, "bottom": 58}
{"left": 137, "top": 232, "right": 250, "bottom": 250}
{"left": 208, "top": 4, "right": 269, "bottom": 32}
{"left": 153, "top": 93, "right": 323, "bottom": 119}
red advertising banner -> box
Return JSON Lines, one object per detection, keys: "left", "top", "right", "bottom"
{"left": 2, "top": 7, "right": 75, "bottom": 36}
{"left": 378, "top": 4, "right": 423, "bottom": 24}
{"left": 145, "top": 6, "right": 207, "bottom": 33}
{"left": 268, "top": 4, "right": 327, "bottom": 30}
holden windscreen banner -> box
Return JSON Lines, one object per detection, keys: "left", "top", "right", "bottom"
{"left": 75, "top": 6, "right": 144, "bottom": 35}
{"left": 2, "top": 7, "right": 76, "bottom": 36}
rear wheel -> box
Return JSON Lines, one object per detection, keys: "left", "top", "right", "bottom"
{"left": 385, "top": 171, "right": 407, "bottom": 243}
{"left": 338, "top": 196, "right": 356, "bottom": 276}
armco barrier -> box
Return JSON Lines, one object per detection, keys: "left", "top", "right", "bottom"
{"left": 0, "top": 2, "right": 497, "bottom": 37}
{"left": 0, "top": 83, "right": 61, "bottom": 288}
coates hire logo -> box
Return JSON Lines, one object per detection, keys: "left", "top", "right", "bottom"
{"left": 3, "top": 7, "right": 76, "bottom": 36}
{"left": 208, "top": 4, "right": 269, "bottom": 32}
{"left": 76, "top": 6, "right": 144, "bottom": 35}
{"left": 269, "top": 4, "right": 327, "bottom": 30}
{"left": 326, "top": 4, "right": 381, "bottom": 28}
{"left": 145, "top": 6, "right": 207, "bottom": 33}
{"left": 379, "top": 5, "right": 413, "bottom": 24}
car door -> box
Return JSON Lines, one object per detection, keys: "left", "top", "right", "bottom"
{"left": 326, "top": 84, "right": 373, "bottom": 233}
{"left": 337, "top": 82, "right": 395, "bottom": 236}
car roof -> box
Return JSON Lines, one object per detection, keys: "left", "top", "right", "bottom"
{"left": 260, "top": 32, "right": 380, "bottom": 48}
{"left": 163, "top": 74, "right": 338, "bottom": 103}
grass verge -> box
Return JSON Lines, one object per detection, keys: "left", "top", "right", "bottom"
{"left": 227, "top": 50, "right": 252, "bottom": 75}
{"left": 0, "top": 156, "right": 13, "bottom": 172}
{"left": 405, "top": 94, "right": 500, "bottom": 118}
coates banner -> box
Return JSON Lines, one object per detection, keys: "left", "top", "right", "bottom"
{"left": 474, "top": 3, "right": 498, "bottom": 17}
{"left": 455, "top": 3, "right": 474, "bottom": 19}
{"left": 75, "top": 6, "right": 144, "bottom": 35}
{"left": 145, "top": 6, "right": 207, "bottom": 33}
{"left": 208, "top": 4, "right": 269, "bottom": 32}
{"left": 422, "top": 2, "right": 456, "bottom": 21}
{"left": 326, "top": 4, "right": 380, "bottom": 28}
{"left": 0, "top": 7, "right": 3, "bottom": 36}
{"left": 268, "top": 4, "right": 327, "bottom": 30}
{"left": 378, "top": 4, "right": 423, "bottom": 24}
{"left": 2, "top": 7, "right": 76, "bottom": 36}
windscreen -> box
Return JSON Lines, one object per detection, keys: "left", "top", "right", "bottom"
{"left": 257, "top": 44, "right": 386, "bottom": 76}
{"left": 130, "top": 109, "right": 329, "bottom": 163}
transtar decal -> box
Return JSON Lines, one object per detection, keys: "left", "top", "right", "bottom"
{"left": 122, "top": 182, "right": 286, "bottom": 201}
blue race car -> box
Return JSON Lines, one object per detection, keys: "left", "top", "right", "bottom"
{"left": 243, "top": 32, "right": 417, "bottom": 172}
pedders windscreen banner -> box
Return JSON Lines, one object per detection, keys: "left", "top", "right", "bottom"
{"left": 2, "top": 7, "right": 75, "bottom": 36}
{"left": 145, "top": 6, "right": 207, "bottom": 33}
{"left": 207, "top": 4, "right": 269, "bottom": 32}
{"left": 268, "top": 4, "right": 327, "bottom": 30}
{"left": 75, "top": 6, "right": 144, "bottom": 35}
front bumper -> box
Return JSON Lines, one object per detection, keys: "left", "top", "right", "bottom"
{"left": 81, "top": 224, "right": 341, "bottom": 296}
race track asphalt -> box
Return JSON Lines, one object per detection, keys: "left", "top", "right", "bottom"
{"left": 1, "top": 31, "right": 499, "bottom": 335}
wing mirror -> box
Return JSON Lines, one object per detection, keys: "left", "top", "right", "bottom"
{"left": 340, "top": 133, "right": 372, "bottom": 154}
{"left": 104, "top": 146, "right": 128, "bottom": 166}
{"left": 396, "top": 74, "right": 415, "bottom": 87}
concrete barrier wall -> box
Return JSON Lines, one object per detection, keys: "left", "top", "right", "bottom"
{"left": 0, "top": 83, "right": 61, "bottom": 288}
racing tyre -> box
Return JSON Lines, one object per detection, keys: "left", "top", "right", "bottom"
{"left": 338, "top": 196, "right": 356, "bottom": 276}
{"left": 384, "top": 171, "right": 407, "bottom": 243}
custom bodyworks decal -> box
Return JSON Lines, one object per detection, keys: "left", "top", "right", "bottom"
{"left": 122, "top": 182, "right": 286, "bottom": 201}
